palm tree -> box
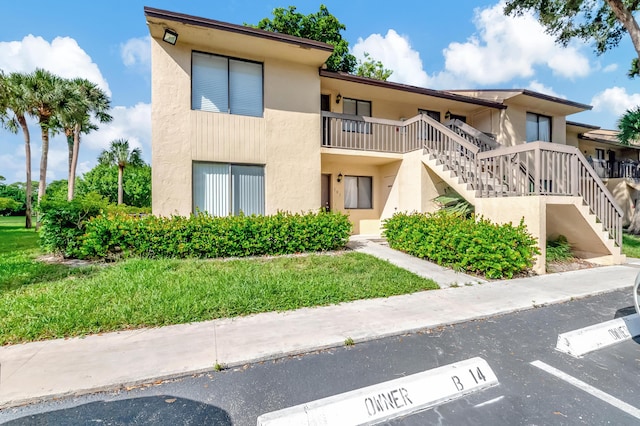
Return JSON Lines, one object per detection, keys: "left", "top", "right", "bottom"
{"left": 58, "top": 78, "right": 112, "bottom": 200}
{"left": 618, "top": 106, "right": 640, "bottom": 145}
{"left": 26, "top": 68, "right": 65, "bottom": 204}
{"left": 98, "top": 139, "right": 144, "bottom": 205}
{"left": 0, "top": 72, "right": 35, "bottom": 228}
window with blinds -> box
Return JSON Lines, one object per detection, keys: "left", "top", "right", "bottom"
{"left": 344, "top": 176, "right": 372, "bottom": 209}
{"left": 191, "top": 52, "right": 263, "bottom": 117}
{"left": 193, "top": 162, "right": 265, "bottom": 216}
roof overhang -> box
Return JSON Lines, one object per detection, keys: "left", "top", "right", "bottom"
{"left": 144, "top": 7, "right": 334, "bottom": 67}
{"left": 567, "top": 120, "right": 600, "bottom": 133}
{"left": 448, "top": 89, "right": 592, "bottom": 116}
{"left": 320, "top": 71, "right": 506, "bottom": 111}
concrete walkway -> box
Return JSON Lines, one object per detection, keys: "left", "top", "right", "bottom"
{"left": 347, "top": 236, "right": 486, "bottom": 287}
{"left": 0, "top": 243, "right": 638, "bottom": 408}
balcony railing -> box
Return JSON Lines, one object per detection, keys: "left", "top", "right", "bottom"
{"left": 589, "top": 158, "right": 640, "bottom": 179}
{"left": 474, "top": 142, "right": 623, "bottom": 246}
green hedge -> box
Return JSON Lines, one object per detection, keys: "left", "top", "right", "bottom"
{"left": 39, "top": 195, "right": 151, "bottom": 258}
{"left": 78, "top": 210, "right": 352, "bottom": 260}
{"left": 383, "top": 211, "right": 539, "bottom": 279}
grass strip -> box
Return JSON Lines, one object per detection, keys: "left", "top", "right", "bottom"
{"left": 0, "top": 251, "right": 438, "bottom": 345}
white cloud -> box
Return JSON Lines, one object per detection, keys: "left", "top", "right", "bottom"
{"left": 527, "top": 80, "right": 565, "bottom": 98}
{"left": 121, "top": 36, "right": 151, "bottom": 70}
{"left": 0, "top": 35, "right": 111, "bottom": 96}
{"left": 351, "top": 1, "right": 591, "bottom": 90}
{"left": 352, "top": 30, "right": 431, "bottom": 87}
{"left": 442, "top": 2, "right": 590, "bottom": 85}
{"left": 83, "top": 102, "right": 151, "bottom": 156}
{"left": 591, "top": 87, "right": 640, "bottom": 114}
{"left": 603, "top": 63, "right": 619, "bottom": 73}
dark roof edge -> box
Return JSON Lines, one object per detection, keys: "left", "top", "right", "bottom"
{"left": 566, "top": 120, "right": 600, "bottom": 130}
{"left": 144, "top": 6, "right": 334, "bottom": 52}
{"left": 448, "top": 88, "right": 592, "bottom": 111}
{"left": 320, "top": 71, "right": 506, "bottom": 110}
{"left": 520, "top": 89, "right": 592, "bottom": 110}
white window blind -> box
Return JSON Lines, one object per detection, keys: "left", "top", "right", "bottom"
{"left": 192, "top": 52, "right": 228, "bottom": 113}
{"left": 193, "top": 163, "right": 229, "bottom": 216}
{"left": 232, "top": 165, "right": 265, "bottom": 215}
{"left": 229, "top": 59, "right": 263, "bottom": 117}
{"left": 192, "top": 52, "right": 263, "bottom": 117}
{"left": 193, "top": 163, "right": 264, "bottom": 216}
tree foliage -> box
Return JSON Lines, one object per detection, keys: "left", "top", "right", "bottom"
{"left": 98, "top": 139, "right": 144, "bottom": 205}
{"left": 617, "top": 106, "right": 640, "bottom": 145}
{"left": 252, "top": 5, "right": 357, "bottom": 73}
{"left": 0, "top": 179, "right": 38, "bottom": 216}
{"left": 356, "top": 52, "right": 393, "bottom": 81}
{"left": 82, "top": 164, "right": 151, "bottom": 208}
{"left": 504, "top": 0, "right": 640, "bottom": 77}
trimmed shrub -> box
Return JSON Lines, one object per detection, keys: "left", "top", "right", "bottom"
{"left": 39, "top": 195, "right": 151, "bottom": 258}
{"left": 39, "top": 194, "right": 110, "bottom": 257}
{"left": 80, "top": 210, "right": 352, "bottom": 260}
{"left": 383, "top": 211, "right": 539, "bottom": 279}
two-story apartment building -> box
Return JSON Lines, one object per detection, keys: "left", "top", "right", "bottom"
{"left": 145, "top": 7, "right": 626, "bottom": 273}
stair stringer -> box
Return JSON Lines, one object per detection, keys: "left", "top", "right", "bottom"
{"left": 420, "top": 153, "right": 478, "bottom": 206}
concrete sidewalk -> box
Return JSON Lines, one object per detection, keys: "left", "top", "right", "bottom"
{"left": 1, "top": 244, "right": 638, "bottom": 409}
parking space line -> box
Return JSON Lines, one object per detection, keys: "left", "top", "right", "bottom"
{"left": 531, "top": 360, "right": 640, "bottom": 420}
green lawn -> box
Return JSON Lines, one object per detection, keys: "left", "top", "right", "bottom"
{"left": 623, "top": 232, "right": 640, "bottom": 258}
{"left": 0, "top": 216, "right": 438, "bottom": 345}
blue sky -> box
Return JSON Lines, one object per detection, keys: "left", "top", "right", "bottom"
{"left": 1, "top": 0, "right": 639, "bottom": 183}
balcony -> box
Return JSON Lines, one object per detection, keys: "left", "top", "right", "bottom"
{"left": 589, "top": 158, "right": 640, "bottom": 179}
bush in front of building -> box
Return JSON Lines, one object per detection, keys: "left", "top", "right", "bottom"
{"left": 79, "top": 210, "right": 352, "bottom": 260}
{"left": 382, "top": 211, "right": 539, "bottom": 279}
{"left": 39, "top": 194, "right": 151, "bottom": 258}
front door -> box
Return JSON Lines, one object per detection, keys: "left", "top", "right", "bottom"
{"left": 321, "top": 174, "right": 331, "bottom": 211}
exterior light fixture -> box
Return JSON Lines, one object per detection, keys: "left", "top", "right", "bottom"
{"left": 337, "top": 172, "right": 343, "bottom": 182}
{"left": 335, "top": 94, "right": 342, "bottom": 104}
{"left": 445, "top": 110, "right": 451, "bottom": 120}
{"left": 163, "top": 28, "right": 178, "bottom": 45}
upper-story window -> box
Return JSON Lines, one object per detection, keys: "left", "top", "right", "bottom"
{"left": 343, "top": 98, "right": 372, "bottom": 133}
{"left": 418, "top": 109, "right": 441, "bottom": 122}
{"left": 526, "top": 112, "right": 551, "bottom": 142}
{"left": 191, "top": 51, "right": 263, "bottom": 117}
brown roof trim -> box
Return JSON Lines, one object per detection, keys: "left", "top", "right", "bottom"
{"left": 144, "top": 6, "right": 335, "bottom": 52}
{"left": 566, "top": 120, "right": 600, "bottom": 130}
{"left": 448, "top": 88, "right": 592, "bottom": 111}
{"left": 320, "top": 71, "right": 506, "bottom": 110}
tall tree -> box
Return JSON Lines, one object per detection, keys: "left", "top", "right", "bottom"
{"left": 57, "top": 78, "right": 112, "bottom": 201}
{"left": 26, "top": 68, "right": 65, "bottom": 204}
{"left": 0, "top": 72, "right": 35, "bottom": 228}
{"left": 504, "top": 0, "right": 640, "bottom": 77}
{"left": 356, "top": 52, "right": 393, "bottom": 81}
{"left": 252, "top": 5, "right": 357, "bottom": 73}
{"left": 98, "top": 139, "right": 144, "bottom": 205}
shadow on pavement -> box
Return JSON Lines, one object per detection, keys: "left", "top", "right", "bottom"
{"left": 4, "top": 395, "right": 232, "bottom": 425}
{"left": 614, "top": 305, "right": 636, "bottom": 318}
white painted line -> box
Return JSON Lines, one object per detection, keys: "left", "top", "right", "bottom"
{"left": 531, "top": 360, "right": 640, "bottom": 420}
{"left": 473, "top": 395, "right": 504, "bottom": 408}
{"left": 555, "top": 314, "right": 640, "bottom": 358}
{"left": 257, "top": 357, "right": 498, "bottom": 426}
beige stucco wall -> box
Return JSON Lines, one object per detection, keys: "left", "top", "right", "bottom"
{"left": 151, "top": 38, "right": 322, "bottom": 216}
{"left": 495, "top": 102, "right": 567, "bottom": 147}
